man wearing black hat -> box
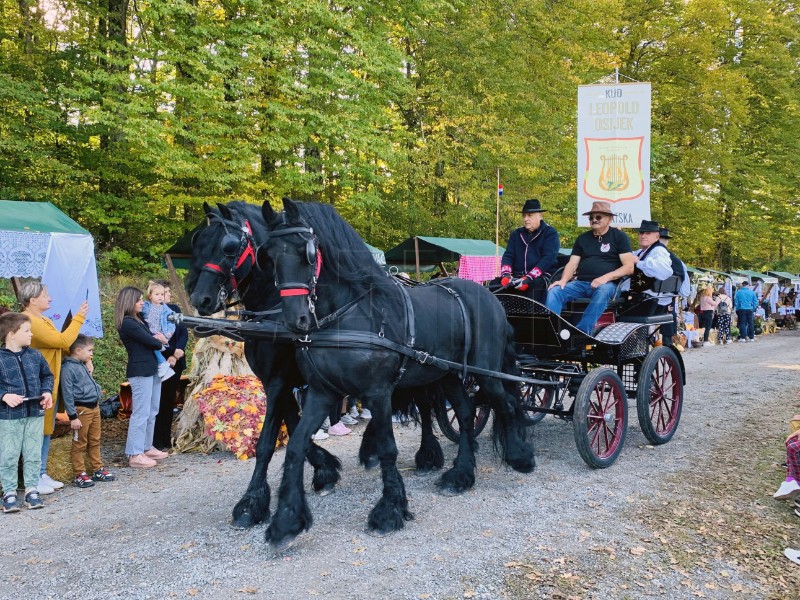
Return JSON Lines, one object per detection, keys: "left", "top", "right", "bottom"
{"left": 620, "top": 220, "right": 673, "bottom": 316}
{"left": 497, "top": 199, "right": 560, "bottom": 303}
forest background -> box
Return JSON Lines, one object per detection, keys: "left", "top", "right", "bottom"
{"left": 2, "top": 0, "right": 800, "bottom": 274}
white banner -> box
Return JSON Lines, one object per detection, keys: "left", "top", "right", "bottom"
{"left": 42, "top": 233, "right": 104, "bottom": 338}
{"left": 577, "top": 82, "right": 651, "bottom": 227}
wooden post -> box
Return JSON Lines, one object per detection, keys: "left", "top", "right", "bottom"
{"left": 414, "top": 237, "right": 421, "bottom": 281}
{"left": 163, "top": 253, "right": 192, "bottom": 314}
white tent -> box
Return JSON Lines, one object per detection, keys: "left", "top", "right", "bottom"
{"left": 0, "top": 200, "right": 103, "bottom": 337}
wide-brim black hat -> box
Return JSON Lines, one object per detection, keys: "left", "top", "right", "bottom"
{"left": 637, "top": 219, "right": 660, "bottom": 233}
{"left": 521, "top": 198, "right": 547, "bottom": 213}
{"left": 659, "top": 227, "right": 672, "bottom": 239}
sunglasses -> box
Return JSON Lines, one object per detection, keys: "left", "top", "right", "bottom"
{"left": 588, "top": 214, "right": 606, "bottom": 222}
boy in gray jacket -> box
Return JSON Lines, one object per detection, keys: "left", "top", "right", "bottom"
{"left": 61, "top": 335, "right": 115, "bottom": 488}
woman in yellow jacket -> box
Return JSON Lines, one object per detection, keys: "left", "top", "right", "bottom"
{"left": 19, "top": 281, "right": 88, "bottom": 494}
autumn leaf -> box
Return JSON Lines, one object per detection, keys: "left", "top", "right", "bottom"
{"left": 236, "top": 587, "right": 259, "bottom": 594}
{"left": 187, "top": 589, "right": 199, "bottom": 596}
{"left": 630, "top": 547, "right": 646, "bottom": 556}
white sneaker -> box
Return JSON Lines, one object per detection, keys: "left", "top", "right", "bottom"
{"left": 41, "top": 473, "right": 64, "bottom": 489}
{"left": 774, "top": 480, "right": 800, "bottom": 499}
{"left": 36, "top": 477, "right": 55, "bottom": 495}
{"left": 340, "top": 414, "right": 358, "bottom": 426}
{"left": 360, "top": 408, "right": 372, "bottom": 419}
{"left": 311, "top": 429, "right": 329, "bottom": 441}
{"left": 703, "top": 341, "right": 713, "bottom": 347}
{"left": 349, "top": 406, "right": 360, "bottom": 419}
{"left": 785, "top": 548, "right": 800, "bottom": 566}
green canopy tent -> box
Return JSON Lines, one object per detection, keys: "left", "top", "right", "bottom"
{"left": 767, "top": 271, "right": 800, "bottom": 286}
{"left": 383, "top": 236, "right": 504, "bottom": 281}
{"left": 732, "top": 269, "right": 778, "bottom": 284}
{"left": 0, "top": 200, "right": 103, "bottom": 336}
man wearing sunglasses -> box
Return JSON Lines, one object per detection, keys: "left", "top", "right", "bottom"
{"left": 546, "top": 201, "right": 634, "bottom": 334}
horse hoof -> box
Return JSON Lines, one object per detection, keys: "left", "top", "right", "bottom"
{"left": 365, "top": 527, "right": 394, "bottom": 538}
{"left": 315, "top": 484, "right": 336, "bottom": 497}
{"left": 437, "top": 485, "right": 466, "bottom": 497}
{"left": 362, "top": 455, "right": 380, "bottom": 470}
{"left": 270, "top": 535, "right": 299, "bottom": 553}
{"left": 231, "top": 512, "right": 258, "bottom": 530}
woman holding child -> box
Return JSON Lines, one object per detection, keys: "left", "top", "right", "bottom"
{"left": 115, "top": 287, "right": 170, "bottom": 468}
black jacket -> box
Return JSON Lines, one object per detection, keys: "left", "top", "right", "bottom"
{"left": 161, "top": 303, "right": 188, "bottom": 372}
{"left": 501, "top": 221, "right": 560, "bottom": 278}
{"left": 118, "top": 315, "right": 162, "bottom": 378}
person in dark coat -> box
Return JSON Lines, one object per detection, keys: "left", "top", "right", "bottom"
{"left": 115, "top": 286, "right": 169, "bottom": 468}
{"left": 496, "top": 198, "right": 560, "bottom": 303}
{"left": 152, "top": 281, "right": 188, "bottom": 451}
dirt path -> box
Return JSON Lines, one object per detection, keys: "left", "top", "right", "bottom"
{"left": 2, "top": 333, "right": 800, "bottom": 600}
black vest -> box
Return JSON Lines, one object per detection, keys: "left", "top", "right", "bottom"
{"left": 667, "top": 250, "right": 685, "bottom": 280}
{"left": 630, "top": 241, "right": 666, "bottom": 294}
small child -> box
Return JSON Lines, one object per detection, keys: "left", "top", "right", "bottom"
{"left": 0, "top": 312, "right": 54, "bottom": 512}
{"left": 141, "top": 281, "right": 176, "bottom": 382}
{"left": 774, "top": 414, "right": 800, "bottom": 500}
{"left": 61, "top": 334, "right": 115, "bottom": 488}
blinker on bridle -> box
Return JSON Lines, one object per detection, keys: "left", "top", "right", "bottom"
{"left": 269, "top": 221, "right": 322, "bottom": 299}
{"left": 201, "top": 214, "right": 258, "bottom": 297}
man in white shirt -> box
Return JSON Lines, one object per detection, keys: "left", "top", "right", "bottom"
{"left": 620, "top": 220, "right": 673, "bottom": 317}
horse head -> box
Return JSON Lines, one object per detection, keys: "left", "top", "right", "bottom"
{"left": 187, "top": 201, "right": 265, "bottom": 315}
{"left": 263, "top": 198, "right": 321, "bottom": 333}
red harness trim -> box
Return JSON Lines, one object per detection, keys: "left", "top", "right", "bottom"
{"left": 281, "top": 289, "right": 310, "bottom": 296}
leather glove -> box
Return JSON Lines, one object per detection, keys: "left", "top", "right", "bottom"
{"left": 500, "top": 267, "right": 512, "bottom": 287}
{"left": 513, "top": 277, "right": 532, "bottom": 291}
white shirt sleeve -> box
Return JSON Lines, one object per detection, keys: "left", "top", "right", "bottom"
{"left": 636, "top": 246, "right": 673, "bottom": 280}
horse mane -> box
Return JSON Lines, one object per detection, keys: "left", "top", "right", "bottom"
{"left": 296, "top": 202, "right": 390, "bottom": 297}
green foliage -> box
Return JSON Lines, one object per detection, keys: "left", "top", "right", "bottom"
{"left": 0, "top": 0, "right": 799, "bottom": 270}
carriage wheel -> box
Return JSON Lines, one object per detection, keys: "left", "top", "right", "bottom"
{"left": 636, "top": 346, "right": 683, "bottom": 445}
{"left": 519, "top": 380, "right": 554, "bottom": 426}
{"left": 435, "top": 378, "right": 491, "bottom": 443}
{"left": 573, "top": 368, "right": 627, "bottom": 469}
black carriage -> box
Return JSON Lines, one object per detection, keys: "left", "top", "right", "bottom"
{"left": 436, "top": 279, "right": 686, "bottom": 469}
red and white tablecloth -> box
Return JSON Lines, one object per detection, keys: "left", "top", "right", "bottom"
{"left": 458, "top": 255, "right": 502, "bottom": 283}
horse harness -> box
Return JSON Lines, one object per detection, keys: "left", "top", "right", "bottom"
{"left": 268, "top": 219, "right": 478, "bottom": 391}
{"left": 200, "top": 213, "right": 259, "bottom": 307}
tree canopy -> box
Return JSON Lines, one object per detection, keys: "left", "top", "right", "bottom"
{"left": 2, "top": 0, "right": 799, "bottom": 272}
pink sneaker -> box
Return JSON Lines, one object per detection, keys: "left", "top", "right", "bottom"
{"left": 144, "top": 448, "right": 168, "bottom": 460}
{"left": 129, "top": 454, "right": 157, "bottom": 468}
{"left": 328, "top": 422, "right": 351, "bottom": 436}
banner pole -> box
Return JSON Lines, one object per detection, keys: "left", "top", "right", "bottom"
{"left": 495, "top": 168, "right": 500, "bottom": 277}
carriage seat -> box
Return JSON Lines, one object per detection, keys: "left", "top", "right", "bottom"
{"left": 616, "top": 275, "right": 682, "bottom": 324}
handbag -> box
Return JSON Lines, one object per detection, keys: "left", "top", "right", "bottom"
{"left": 99, "top": 394, "right": 122, "bottom": 419}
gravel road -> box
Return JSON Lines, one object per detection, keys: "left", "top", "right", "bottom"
{"left": 3, "top": 332, "right": 800, "bottom": 600}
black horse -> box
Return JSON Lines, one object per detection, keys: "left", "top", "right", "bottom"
{"left": 186, "top": 201, "right": 447, "bottom": 529}
{"left": 187, "top": 201, "right": 342, "bottom": 528}
{"left": 262, "top": 198, "right": 535, "bottom": 549}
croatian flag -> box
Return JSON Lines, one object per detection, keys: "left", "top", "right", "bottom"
{"left": 498, "top": 184, "right": 504, "bottom": 196}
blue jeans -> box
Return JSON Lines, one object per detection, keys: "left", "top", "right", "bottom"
{"left": 40, "top": 407, "right": 57, "bottom": 477}
{"left": 546, "top": 280, "right": 617, "bottom": 334}
{"left": 737, "top": 309, "right": 755, "bottom": 340}
{"left": 125, "top": 375, "right": 162, "bottom": 456}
